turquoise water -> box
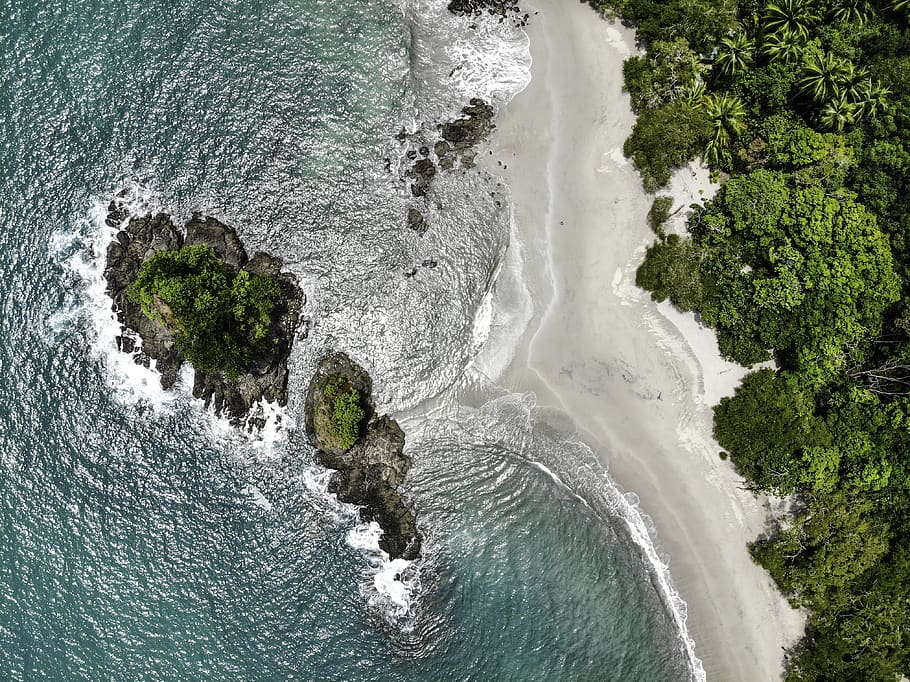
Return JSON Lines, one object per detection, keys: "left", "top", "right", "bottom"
{"left": 0, "top": 0, "right": 690, "bottom": 678}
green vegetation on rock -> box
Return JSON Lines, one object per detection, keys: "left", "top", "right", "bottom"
{"left": 598, "top": 0, "right": 910, "bottom": 677}
{"left": 321, "top": 375, "right": 366, "bottom": 452}
{"left": 129, "top": 244, "right": 282, "bottom": 378}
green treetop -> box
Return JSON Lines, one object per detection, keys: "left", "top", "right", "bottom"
{"left": 321, "top": 375, "right": 366, "bottom": 451}
{"left": 128, "top": 244, "right": 282, "bottom": 378}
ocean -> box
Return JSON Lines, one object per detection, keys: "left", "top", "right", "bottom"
{"left": 0, "top": 0, "right": 696, "bottom": 678}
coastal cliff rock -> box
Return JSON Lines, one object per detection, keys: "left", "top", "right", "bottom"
{"left": 305, "top": 352, "right": 421, "bottom": 560}
{"left": 103, "top": 195, "right": 303, "bottom": 424}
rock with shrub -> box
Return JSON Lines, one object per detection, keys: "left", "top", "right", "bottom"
{"left": 104, "top": 197, "right": 303, "bottom": 423}
{"left": 306, "top": 352, "right": 421, "bottom": 560}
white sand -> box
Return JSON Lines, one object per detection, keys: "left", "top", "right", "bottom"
{"left": 478, "top": 2, "right": 806, "bottom": 679}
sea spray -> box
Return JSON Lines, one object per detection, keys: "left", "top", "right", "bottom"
{"left": 52, "top": 186, "right": 188, "bottom": 413}
{"left": 347, "top": 522, "right": 423, "bottom": 626}
{"left": 395, "top": 0, "right": 532, "bottom": 121}
{"left": 302, "top": 461, "right": 426, "bottom": 628}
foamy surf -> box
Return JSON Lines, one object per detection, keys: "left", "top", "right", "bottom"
{"left": 52, "top": 185, "right": 191, "bottom": 413}
{"left": 346, "top": 522, "right": 421, "bottom": 627}
{"left": 395, "top": 0, "right": 531, "bottom": 122}
{"left": 302, "top": 465, "right": 423, "bottom": 627}
{"left": 412, "top": 391, "right": 705, "bottom": 680}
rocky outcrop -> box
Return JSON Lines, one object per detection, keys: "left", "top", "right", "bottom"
{"left": 401, "top": 98, "right": 497, "bottom": 239}
{"left": 406, "top": 158, "right": 437, "bottom": 198}
{"left": 103, "top": 193, "right": 303, "bottom": 425}
{"left": 407, "top": 207, "right": 428, "bottom": 234}
{"left": 447, "top": 0, "right": 529, "bottom": 27}
{"left": 439, "top": 98, "right": 495, "bottom": 160}
{"left": 305, "top": 352, "right": 421, "bottom": 560}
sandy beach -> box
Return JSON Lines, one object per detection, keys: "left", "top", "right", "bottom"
{"left": 477, "top": 1, "right": 806, "bottom": 679}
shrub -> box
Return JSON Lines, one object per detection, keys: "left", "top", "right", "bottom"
{"left": 322, "top": 376, "right": 365, "bottom": 451}
{"left": 128, "top": 245, "right": 282, "bottom": 378}
{"left": 647, "top": 195, "right": 674, "bottom": 233}
{"left": 623, "top": 38, "right": 702, "bottom": 114}
{"left": 623, "top": 103, "right": 713, "bottom": 191}
{"left": 635, "top": 234, "right": 705, "bottom": 310}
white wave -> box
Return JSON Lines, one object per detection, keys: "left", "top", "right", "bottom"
{"left": 466, "top": 201, "right": 534, "bottom": 383}
{"left": 346, "top": 522, "right": 420, "bottom": 625}
{"left": 443, "top": 13, "right": 532, "bottom": 107}
{"left": 613, "top": 487, "right": 706, "bottom": 682}
{"left": 470, "top": 287, "right": 495, "bottom": 354}
{"left": 299, "top": 467, "right": 422, "bottom": 626}
{"left": 395, "top": 0, "right": 532, "bottom": 121}
{"left": 53, "top": 185, "right": 191, "bottom": 413}
{"left": 415, "top": 393, "right": 705, "bottom": 681}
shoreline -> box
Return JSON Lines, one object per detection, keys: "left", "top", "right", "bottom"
{"left": 477, "top": 2, "right": 805, "bottom": 679}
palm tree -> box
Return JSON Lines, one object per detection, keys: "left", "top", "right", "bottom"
{"left": 820, "top": 92, "right": 859, "bottom": 131}
{"left": 852, "top": 79, "right": 892, "bottom": 118}
{"left": 701, "top": 93, "right": 746, "bottom": 167}
{"left": 764, "top": 0, "right": 820, "bottom": 41}
{"left": 887, "top": 0, "right": 909, "bottom": 15}
{"left": 680, "top": 80, "right": 706, "bottom": 108}
{"left": 715, "top": 31, "right": 755, "bottom": 77}
{"left": 830, "top": 0, "right": 875, "bottom": 25}
{"left": 799, "top": 51, "right": 852, "bottom": 103}
{"left": 704, "top": 93, "right": 747, "bottom": 136}
{"left": 761, "top": 29, "right": 803, "bottom": 63}
{"left": 704, "top": 132, "right": 732, "bottom": 167}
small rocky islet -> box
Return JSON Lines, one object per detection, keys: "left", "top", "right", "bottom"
{"left": 103, "top": 195, "right": 304, "bottom": 423}
{"left": 305, "top": 353, "right": 421, "bottom": 560}
{"left": 102, "top": 195, "right": 421, "bottom": 560}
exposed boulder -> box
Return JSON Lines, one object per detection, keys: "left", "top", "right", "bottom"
{"left": 407, "top": 158, "right": 437, "bottom": 198}
{"left": 447, "top": 0, "right": 529, "bottom": 27}
{"left": 407, "top": 207, "right": 428, "bottom": 234}
{"left": 440, "top": 98, "right": 495, "bottom": 153}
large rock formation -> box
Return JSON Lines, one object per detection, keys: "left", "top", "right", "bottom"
{"left": 447, "top": 0, "right": 529, "bottom": 27}
{"left": 103, "top": 194, "right": 303, "bottom": 424}
{"left": 305, "top": 353, "right": 421, "bottom": 560}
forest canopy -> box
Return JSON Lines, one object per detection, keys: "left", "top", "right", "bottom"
{"left": 597, "top": 0, "right": 910, "bottom": 678}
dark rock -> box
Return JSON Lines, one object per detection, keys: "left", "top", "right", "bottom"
{"left": 407, "top": 158, "right": 437, "bottom": 198}
{"left": 441, "top": 98, "right": 495, "bottom": 152}
{"left": 103, "top": 206, "right": 304, "bottom": 423}
{"left": 305, "top": 353, "right": 421, "bottom": 560}
{"left": 184, "top": 215, "right": 248, "bottom": 269}
{"left": 397, "top": 99, "right": 494, "bottom": 200}
{"left": 434, "top": 140, "right": 452, "bottom": 159}
{"left": 407, "top": 207, "right": 428, "bottom": 234}
{"left": 447, "top": 0, "right": 525, "bottom": 22}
